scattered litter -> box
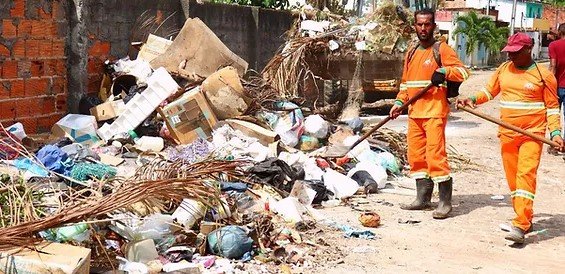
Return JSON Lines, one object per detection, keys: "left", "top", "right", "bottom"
{"left": 491, "top": 195, "right": 505, "bottom": 200}
{"left": 352, "top": 246, "right": 378, "bottom": 253}
{"left": 0, "top": 7, "right": 483, "bottom": 273}
{"left": 398, "top": 218, "right": 421, "bottom": 224}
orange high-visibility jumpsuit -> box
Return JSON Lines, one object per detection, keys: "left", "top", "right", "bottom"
{"left": 396, "top": 43, "right": 469, "bottom": 183}
{"left": 471, "top": 61, "right": 561, "bottom": 232}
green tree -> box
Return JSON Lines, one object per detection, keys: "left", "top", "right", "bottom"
{"left": 452, "top": 11, "right": 509, "bottom": 57}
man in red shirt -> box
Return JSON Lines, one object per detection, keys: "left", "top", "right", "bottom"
{"left": 548, "top": 23, "right": 565, "bottom": 154}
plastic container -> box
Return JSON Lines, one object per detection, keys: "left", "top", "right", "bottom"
{"left": 135, "top": 136, "right": 164, "bottom": 152}
{"left": 6, "top": 122, "right": 26, "bottom": 140}
{"left": 172, "top": 199, "right": 206, "bottom": 228}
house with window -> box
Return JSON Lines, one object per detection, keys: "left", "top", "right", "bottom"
{"left": 438, "top": 0, "right": 550, "bottom": 65}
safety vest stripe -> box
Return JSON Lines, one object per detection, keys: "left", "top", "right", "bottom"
{"left": 411, "top": 172, "right": 429, "bottom": 179}
{"left": 500, "top": 101, "right": 545, "bottom": 110}
{"left": 405, "top": 81, "right": 431, "bottom": 88}
{"left": 481, "top": 88, "right": 493, "bottom": 100}
{"left": 547, "top": 108, "right": 560, "bottom": 116}
{"left": 400, "top": 83, "right": 408, "bottom": 91}
{"left": 431, "top": 175, "right": 451, "bottom": 183}
{"left": 511, "top": 189, "right": 535, "bottom": 201}
{"left": 456, "top": 67, "right": 469, "bottom": 80}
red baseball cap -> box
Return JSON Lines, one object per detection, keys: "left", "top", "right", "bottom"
{"left": 501, "top": 33, "right": 533, "bottom": 52}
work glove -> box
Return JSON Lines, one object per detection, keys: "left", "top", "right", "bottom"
{"left": 431, "top": 70, "right": 446, "bottom": 87}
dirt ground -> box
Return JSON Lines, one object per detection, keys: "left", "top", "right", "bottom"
{"left": 311, "top": 66, "right": 565, "bottom": 273}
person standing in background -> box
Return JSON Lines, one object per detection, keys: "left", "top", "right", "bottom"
{"left": 548, "top": 23, "right": 565, "bottom": 155}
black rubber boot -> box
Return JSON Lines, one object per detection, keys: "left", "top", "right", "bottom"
{"left": 401, "top": 178, "right": 434, "bottom": 210}
{"left": 433, "top": 178, "right": 453, "bottom": 219}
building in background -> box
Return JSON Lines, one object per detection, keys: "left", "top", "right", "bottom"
{"left": 439, "top": 0, "right": 551, "bottom": 65}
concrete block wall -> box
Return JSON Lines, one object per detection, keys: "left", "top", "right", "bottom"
{"left": 0, "top": 0, "right": 68, "bottom": 133}
{"left": 83, "top": 0, "right": 184, "bottom": 95}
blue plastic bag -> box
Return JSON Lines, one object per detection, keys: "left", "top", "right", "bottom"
{"left": 207, "top": 226, "right": 253, "bottom": 259}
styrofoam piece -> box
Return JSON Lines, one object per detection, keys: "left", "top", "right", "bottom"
{"left": 96, "top": 67, "right": 179, "bottom": 141}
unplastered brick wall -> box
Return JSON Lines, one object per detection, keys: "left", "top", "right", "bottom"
{"left": 0, "top": 0, "right": 68, "bottom": 133}
{"left": 543, "top": 6, "right": 565, "bottom": 30}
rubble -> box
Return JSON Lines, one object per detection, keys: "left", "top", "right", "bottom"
{"left": 0, "top": 11, "right": 482, "bottom": 274}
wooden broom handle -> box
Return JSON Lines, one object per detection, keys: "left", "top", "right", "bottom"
{"left": 349, "top": 83, "right": 435, "bottom": 149}
{"left": 458, "top": 106, "right": 560, "bottom": 147}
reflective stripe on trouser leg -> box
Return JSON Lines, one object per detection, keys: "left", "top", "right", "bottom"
{"left": 408, "top": 118, "right": 429, "bottom": 179}
{"left": 423, "top": 118, "right": 450, "bottom": 183}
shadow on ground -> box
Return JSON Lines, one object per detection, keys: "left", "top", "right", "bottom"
{"left": 451, "top": 193, "right": 511, "bottom": 217}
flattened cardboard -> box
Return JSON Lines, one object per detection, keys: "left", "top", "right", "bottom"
{"left": 0, "top": 242, "right": 91, "bottom": 274}
{"left": 223, "top": 119, "right": 279, "bottom": 146}
{"left": 150, "top": 18, "right": 248, "bottom": 83}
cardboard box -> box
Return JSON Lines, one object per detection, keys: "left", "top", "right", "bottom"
{"left": 89, "top": 100, "right": 125, "bottom": 121}
{"left": 137, "top": 34, "right": 173, "bottom": 62}
{"left": 223, "top": 119, "right": 279, "bottom": 146}
{"left": 202, "top": 67, "right": 250, "bottom": 120}
{"left": 0, "top": 242, "right": 91, "bottom": 274}
{"left": 159, "top": 87, "right": 218, "bottom": 144}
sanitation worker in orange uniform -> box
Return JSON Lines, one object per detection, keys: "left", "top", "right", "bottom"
{"left": 390, "top": 8, "right": 469, "bottom": 219}
{"left": 458, "top": 32, "right": 565, "bottom": 244}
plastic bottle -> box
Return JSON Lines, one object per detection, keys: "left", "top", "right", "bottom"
{"left": 128, "top": 130, "right": 140, "bottom": 142}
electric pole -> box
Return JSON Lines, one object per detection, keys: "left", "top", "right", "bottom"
{"left": 486, "top": 0, "right": 490, "bottom": 17}
{"left": 510, "top": 0, "right": 518, "bottom": 35}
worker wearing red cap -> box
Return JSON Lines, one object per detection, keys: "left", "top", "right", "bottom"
{"left": 458, "top": 32, "right": 565, "bottom": 244}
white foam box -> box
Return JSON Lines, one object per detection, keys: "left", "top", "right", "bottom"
{"left": 97, "top": 67, "right": 179, "bottom": 141}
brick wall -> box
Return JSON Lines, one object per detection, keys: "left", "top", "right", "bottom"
{"left": 0, "top": 0, "right": 68, "bottom": 133}
{"left": 0, "top": 0, "right": 292, "bottom": 134}
{"left": 543, "top": 5, "right": 565, "bottom": 30}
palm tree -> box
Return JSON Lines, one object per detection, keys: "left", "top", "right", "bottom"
{"left": 483, "top": 24, "right": 509, "bottom": 55}
{"left": 452, "top": 11, "right": 509, "bottom": 64}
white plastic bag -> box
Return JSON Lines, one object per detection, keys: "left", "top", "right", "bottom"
{"left": 304, "top": 114, "right": 330, "bottom": 139}
{"left": 347, "top": 161, "right": 388, "bottom": 189}
{"left": 322, "top": 169, "right": 360, "bottom": 199}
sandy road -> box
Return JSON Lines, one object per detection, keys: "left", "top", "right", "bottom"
{"left": 311, "top": 67, "right": 565, "bottom": 273}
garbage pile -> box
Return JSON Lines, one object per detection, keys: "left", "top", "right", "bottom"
{"left": 0, "top": 12, "right": 477, "bottom": 274}
{"left": 262, "top": 1, "right": 416, "bottom": 101}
